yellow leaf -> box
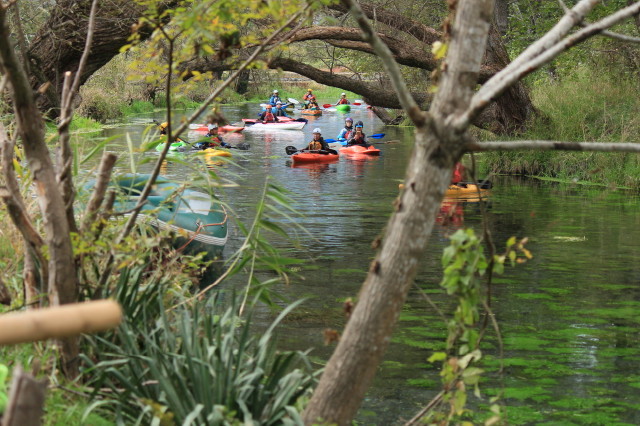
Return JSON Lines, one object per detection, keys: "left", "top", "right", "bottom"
{"left": 431, "top": 41, "right": 448, "bottom": 60}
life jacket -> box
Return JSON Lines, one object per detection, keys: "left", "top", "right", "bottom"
{"left": 263, "top": 111, "right": 276, "bottom": 122}
{"left": 338, "top": 98, "right": 348, "bottom": 105}
{"left": 303, "top": 93, "right": 314, "bottom": 101}
{"left": 349, "top": 133, "right": 366, "bottom": 145}
{"left": 308, "top": 139, "right": 324, "bottom": 151}
{"left": 210, "top": 136, "right": 222, "bottom": 146}
{"left": 342, "top": 128, "right": 354, "bottom": 140}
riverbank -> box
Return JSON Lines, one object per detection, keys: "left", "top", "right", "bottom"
{"left": 482, "top": 71, "right": 640, "bottom": 190}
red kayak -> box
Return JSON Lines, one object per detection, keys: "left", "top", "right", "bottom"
{"left": 189, "top": 124, "right": 244, "bottom": 133}
{"left": 340, "top": 145, "right": 381, "bottom": 156}
{"left": 291, "top": 152, "right": 339, "bottom": 164}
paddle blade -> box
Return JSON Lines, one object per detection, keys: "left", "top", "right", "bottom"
{"left": 352, "top": 102, "right": 361, "bottom": 106}
{"left": 236, "top": 143, "right": 250, "bottom": 151}
{"left": 322, "top": 104, "right": 332, "bottom": 108}
{"left": 288, "top": 97, "right": 300, "bottom": 104}
{"left": 285, "top": 146, "right": 298, "bottom": 155}
{"left": 370, "top": 133, "right": 386, "bottom": 139}
{"left": 324, "top": 138, "right": 337, "bottom": 143}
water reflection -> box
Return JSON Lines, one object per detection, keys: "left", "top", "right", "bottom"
{"left": 87, "top": 105, "right": 640, "bottom": 424}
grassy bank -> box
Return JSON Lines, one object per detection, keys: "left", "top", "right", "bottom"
{"left": 484, "top": 70, "right": 640, "bottom": 189}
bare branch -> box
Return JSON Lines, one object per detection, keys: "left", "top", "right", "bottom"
{"left": 81, "top": 151, "right": 117, "bottom": 233}
{"left": 468, "top": 140, "right": 640, "bottom": 152}
{"left": 457, "top": 0, "right": 640, "bottom": 130}
{"left": 339, "top": 0, "right": 426, "bottom": 125}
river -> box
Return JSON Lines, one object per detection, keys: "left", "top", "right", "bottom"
{"left": 95, "top": 103, "right": 640, "bottom": 424}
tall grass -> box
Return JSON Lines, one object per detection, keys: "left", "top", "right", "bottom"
{"left": 83, "top": 297, "right": 315, "bottom": 425}
{"left": 485, "top": 69, "right": 640, "bottom": 188}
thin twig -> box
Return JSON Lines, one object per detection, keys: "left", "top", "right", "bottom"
{"left": 403, "top": 391, "right": 444, "bottom": 426}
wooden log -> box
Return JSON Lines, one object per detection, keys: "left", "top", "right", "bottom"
{"left": 1, "top": 366, "right": 47, "bottom": 426}
{"left": 0, "top": 300, "right": 122, "bottom": 345}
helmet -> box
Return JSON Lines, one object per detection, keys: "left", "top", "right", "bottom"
{"left": 308, "top": 88, "right": 313, "bottom": 92}
{"left": 355, "top": 121, "right": 364, "bottom": 128}
{"left": 345, "top": 117, "right": 353, "bottom": 123}
{"left": 273, "top": 89, "right": 278, "bottom": 93}
{"left": 159, "top": 122, "right": 168, "bottom": 130}
{"left": 266, "top": 104, "right": 272, "bottom": 109}
{"left": 276, "top": 101, "right": 282, "bottom": 105}
{"left": 210, "top": 124, "right": 218, "bottom": 129}
{"left": 312, "top": 128, "right": 322, "bottom": 134}
{"left": 341, "top": 93, "right": 346, "bottom": 96}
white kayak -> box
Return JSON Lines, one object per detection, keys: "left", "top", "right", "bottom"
{"left": 244, "top": 121, "right": 306, "bottom": 131}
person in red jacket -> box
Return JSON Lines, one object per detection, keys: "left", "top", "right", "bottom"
{"left": 451, "top": 162, "right": 465, "bottom": 184}
{"left": 258, "top": 105, "right": 279, "bottom": 123}
{"left": 335, "top": 93, "right": 350, "bottom": 105}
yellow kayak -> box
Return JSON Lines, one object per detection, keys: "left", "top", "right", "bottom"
{"left": 445, "top": 183, "right": 488, "bottom": 199}
{"left": 197, "top": 148, "right": 232, "bottom": 157}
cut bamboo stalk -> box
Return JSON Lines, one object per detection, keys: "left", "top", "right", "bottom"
{"left": 0, "top": 300, "right": 122, "bottom": 345}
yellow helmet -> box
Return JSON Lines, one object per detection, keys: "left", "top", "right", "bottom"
{"left": 308, "top": 88, "right": 313, "bottom": 92}
{"left": 159, "top": 122, "right": 168, "bottom": 130}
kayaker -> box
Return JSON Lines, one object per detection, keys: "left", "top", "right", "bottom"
{"left": 269, "top": 90, "right": 282, "bottom": 107}
{"left": 336, "top": 117, "right": 355, "bottom": 141}
{"left": 347, "top": 121, "right": 367, "bottom": 146}
{"left": 303, "top": 128, "right": 331, "bottom": 152}
{"left": 195, "top": 124, "right": 230, "bottom": 150}
{"left": 307, "top": 99, "right": 320, "bottom": 110}
{"left": 451, "top": 162, "right": 465, "bottom": 184}
{"left": 335, "top": 93, "right": 350, "bottom": 106}
{"left": 274, "top": 101, "right": 289, "bottom": 117}
{"left": 157, "top": 121, "right": 184, "bottom": 142}
{"left": 303, "top": 88, "right": 315, "bottom": 107}
{"left": 258, "top": 104, "right": 279, "bottom": 123}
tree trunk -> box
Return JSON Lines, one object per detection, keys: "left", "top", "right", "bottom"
{"left": 1, "top": 367, "right": 47, "bottom": 426}
{"left": 0, "top": 5, "right": 79, "bottom": 376}
{"left": 302, "top": 0, "right": 495, "bottom": 423}
{"left": 235, "top": 69, "right": 250, "bottom": 94}
{"left": 25, "top": 0, "right": 179, "bottom": 117}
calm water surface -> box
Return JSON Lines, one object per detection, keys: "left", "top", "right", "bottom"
{"left": 91, "top": 104, "right": 640, "bottom": 424}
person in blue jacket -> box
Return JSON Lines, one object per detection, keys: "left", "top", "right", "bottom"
{"left": 274, "top": 101, "right": 289, "bottom": 117}
{"left": 336, "top": 117, "right": 354, "bottom": 141}
{"left": 269, "top": 90, "right": 282, "bottom": 107}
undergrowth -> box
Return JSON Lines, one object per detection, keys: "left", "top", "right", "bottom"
{"left": 485, "top": 68, "right": 640, "bottom": 189}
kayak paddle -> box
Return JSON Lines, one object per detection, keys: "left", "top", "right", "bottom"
{"left": 322, "top": 104, "right": 333, "bottom": 108}
{"left": 352, "top": 102, "right": 362, "bottom": 106}
{"left": 370, "top": 133, "right": 385, "bottom": 139}
{"left": 288, "top": 97, "right": 300, "bottom": 104}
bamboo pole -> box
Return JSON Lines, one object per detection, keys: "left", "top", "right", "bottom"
{"left": 0, "top": 300, "right": 122, "bottom": 345}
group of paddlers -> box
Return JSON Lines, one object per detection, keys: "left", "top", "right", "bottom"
{"left": 300, "top": 117, "right": 368, "bottom": 152}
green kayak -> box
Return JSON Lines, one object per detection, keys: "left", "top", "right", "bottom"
{"left": 85, "top": 174, "right": 228, "bottom": 258}
{"left": 156, "top": 140, "right": 190, "bottom": 152}
{"left": 335, "top": 104, "right": 351, "bottom": 112}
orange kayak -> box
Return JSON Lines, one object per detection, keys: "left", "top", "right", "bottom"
{"left": 301, "top": 109, "right": 322, "bottom": 116}
{"left": 340, "top": 145, "right": 381, "bottom": 156}
{"left": 291, "top": 152, "right": 339, "bottom": 164}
